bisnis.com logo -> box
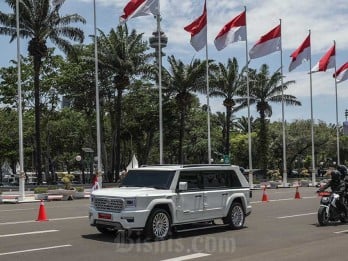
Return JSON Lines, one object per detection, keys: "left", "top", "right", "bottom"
{"left": 113, "top": 234, "right": 236, "bottom": 254}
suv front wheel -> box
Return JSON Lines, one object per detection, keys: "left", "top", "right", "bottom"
{"left": 223, "top": 202, "right": 245, "bottom": 229}
{"left": 145, "top": 208, "right": 171, "bottom": 241}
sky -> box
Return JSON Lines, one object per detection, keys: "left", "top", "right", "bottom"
{"left": 1, "top": 0, "right": 348, "bottom": 125}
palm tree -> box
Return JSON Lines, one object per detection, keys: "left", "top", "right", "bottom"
{"left": 0, "top": 0, "right": 85, "bottom": 184}
{"left": 210, "top": 58, "right": 245, "bottom": 156}
{"left": 163, "top": 55, "right": 206, "bottom": 163}
{"left": 96, "top": 25, "right": 150, "bottom": 181}
{"left": 248, "top": 64, "right": 301, "bottom": 171}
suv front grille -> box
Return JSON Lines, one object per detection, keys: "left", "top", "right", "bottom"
{"left": 94, "top": 197, "right": 124, "bottom": 212}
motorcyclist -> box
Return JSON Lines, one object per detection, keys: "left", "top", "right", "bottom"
{"left": 318, "top": 170, "right": 348, "bottom": 219}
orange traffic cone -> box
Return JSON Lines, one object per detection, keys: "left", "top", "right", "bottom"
{"left": 36, "top": 200, "right": 48, "bottom": 221}
{"left": 294, "top": 186, "right": 301, "bottom": 199}
{"left": 261, "top": 187, "right": 269, "bottom": 202}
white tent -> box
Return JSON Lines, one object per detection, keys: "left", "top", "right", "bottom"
{"left": 126, "top": 154, "right": 139, "bottom": 171}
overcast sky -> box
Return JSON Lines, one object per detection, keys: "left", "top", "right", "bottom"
{"left": 1, "top": 0, "right": 348, "bottom": 124}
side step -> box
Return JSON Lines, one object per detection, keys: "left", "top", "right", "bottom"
{"left": 174, "top": 222, "right": 229, "bottom": 233}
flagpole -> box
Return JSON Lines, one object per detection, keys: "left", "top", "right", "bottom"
{"left": 245, "top": 6, "right": 253, "bottom": 187}
{"left": 333, "top": 40, "right": 340, "bottom": 165}
{"left": 309, "top": 30, "right": 316, "bottom": 186}
{"left": 156, "top": 1, "right": 163, "bottom": 164}
{"left": 16, "top": 0, "right": 25, "bottom": 201}
{"left": 206, "top": 4, "right": 211, "bottom": 164}
{"left": 94, "top": 0, "right": 102, "bottom": 187}
{"left": 280, "top": 19, "right": 287, "bottom": 186}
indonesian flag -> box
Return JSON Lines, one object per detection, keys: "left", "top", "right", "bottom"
{"left": 289, "top": 34, "right": 311, "bottom": 72}
{"left": 333, "top": 62, "right": 348, "bottom": 83}
{"left": 311, "top": 44, "right": 335, "bottom": 72}
{"left": 120, "top": 0, "right": 159, "bottom": 24}
{"left": 214, "top": 11, "right": 246, "bottom": 51}
{"left": 184, "top": 1, "right": 207, "bottom": 52}
{"left": 249, "top": 25, "right": 281, "bottom": 59}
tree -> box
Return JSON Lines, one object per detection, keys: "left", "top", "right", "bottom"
{"left": 96, "top": 25, "right": 150, "bottom": 181}
{"left": 163, "top": 55, "right": 206, "bottom": 163}
{"left": 248, "top": 64, "right": 301, "bottom": 171}
{"left": 210, "top": 58, "right": 245, "bottom": 156}
{"left": 0, "top": 0, "right": 85, "bottom": 184}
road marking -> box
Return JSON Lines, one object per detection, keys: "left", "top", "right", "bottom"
{"left": 251, "top": 196, "right": 317, "bottom": 204}
{"left": 161, "top": 253, "right": 211, "bottom": 261}
{"left": 277, "top": 212, "right": 316, "bottom": 219}
{"left": 0, "top": 230, "right": 58, "bottom": 238}
{"left": 0, "top": 244, "right": 72, "bottom": 256}
{"left": 0, "top": 216, "right": 87, "bottom": 225}
{"left": 334, "top": 229, "right": 348, "bottom": 234}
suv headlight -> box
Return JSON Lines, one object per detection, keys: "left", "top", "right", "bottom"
{"left": 125, "top": 198, "right": 136, "bottom": 208}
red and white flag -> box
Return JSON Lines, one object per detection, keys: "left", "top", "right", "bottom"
{"left": 333, "top": 62, "right": 348, "bottom": 83}
{"left": 249, "top": 25, "right": 281, "bottom": 59}
{"left": 120, "top": 0, "right": 159, "bottom": 24}
{"left": 289, "top": 34, "right": 311, "bottom": 72}
{"left": 184, "top": 1, "right": 207, "bottom": 52}
{"left": 214, "top": 11, "right": 246, "bottom": 51}
{"left": 311, "top": 44, "right": 335, "bottom": 72}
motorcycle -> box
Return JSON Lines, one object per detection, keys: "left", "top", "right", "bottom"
{"left": 317, "top": 191, "right": 347, "bottom": 226}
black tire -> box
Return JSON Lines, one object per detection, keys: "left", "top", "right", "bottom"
{"left": 145, "top": 208, "right": 171, "bottom": 241}
{"left": 318, "top": 206, "right": 329, "bottom": 226}
{"left": 223, "top": 202, "right": 245, "bottom": 230}
{"left": 96, "top": 225, "right": 118, "bottom": 235}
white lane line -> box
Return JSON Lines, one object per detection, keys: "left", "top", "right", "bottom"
{"left": 277, "top": 212, "right": 316, "bottom": 219}
{"left": 0, "top": 230, "right": 58, "bottom": 238}
{"left": 0, "top": 216, "right": 87, "bottom": 225}
{"left": 0, "top": 244, "right": 72, "bottom": 256}
{"left": 251, "top": 196, "right": 317, "bottom": 204}
{"left": 161, "top": 253, "right": 211, "bottom": 261}
{"left": 334, "top": 229, "right": 348, "bottom": 234}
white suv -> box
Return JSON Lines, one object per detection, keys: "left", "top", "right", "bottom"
{"left": 89, "top": 164, "right": 252, "bottom": 240}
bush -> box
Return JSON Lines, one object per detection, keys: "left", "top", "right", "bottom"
{"left": 34, "top": 187, "right": 48, "bottom": 194}
{"left": 75, "top": 186, "right": 84, "bottom": 192}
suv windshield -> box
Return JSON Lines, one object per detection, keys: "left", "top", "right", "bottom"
{"left": 120, "top": 170, "right": 175, "bottom": 189}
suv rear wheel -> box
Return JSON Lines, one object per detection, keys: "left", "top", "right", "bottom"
{"left": 223, "top": 202, "right": 245, "bottom": 229}
{"left": 145, "top": 208, "right": 171, "bottom": 241}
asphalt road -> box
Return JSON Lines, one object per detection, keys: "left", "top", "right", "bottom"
{"left": 0, "top": 187, "right": 347, "bottom": 261}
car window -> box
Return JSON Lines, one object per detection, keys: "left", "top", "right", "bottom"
{"left": 177, "top": 171, "right": 202, "bottom": 191}
{"left": 120, "top": 170, "right": 175, "bottom": 189}
{"left": 202, "top": 171, "right": 227, "bottom": 189}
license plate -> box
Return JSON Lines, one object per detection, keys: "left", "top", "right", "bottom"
{"left": 98, "top": 213, "right": 112, "bottom": 220}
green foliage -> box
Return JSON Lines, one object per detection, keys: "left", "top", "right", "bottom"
{"left": 34, "top": 187, "right": 48, "bottom": 194}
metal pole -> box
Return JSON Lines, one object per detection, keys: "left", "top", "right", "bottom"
{"left": 205, "top": 3, "right": 211, "bottom": 164}
{"left": 333, "top": 41, "right": 340, "bottom": 165}
{"left": 280, "top": 19, "right": 287, "bottom": 187}
{"left": 94, "top": 0, "right": 102, "bottom": 187}
{"left": 245, "top": 6, "right": 253, "bottom": 188}
{"left": 156, "top": 2, "right": 163, "bottom": 164}
{"left": 16, "top": 0, "right": 25, "bottom": 200}
{"left": 309, "top": 30, "right": 316, "bottom": 186}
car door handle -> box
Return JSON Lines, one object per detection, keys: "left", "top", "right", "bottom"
{"left": 195, "top": 195, "right": 202, "bottom": 198}
{"left": 222, "top": 193, "right": 228, "bottom": 196}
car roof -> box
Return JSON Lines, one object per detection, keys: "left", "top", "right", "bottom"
{"left": 136, "top": 164, "right": 240, "bottom": 171}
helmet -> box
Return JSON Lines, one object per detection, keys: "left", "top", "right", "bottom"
{"left": 337, "top": 165, "right": 348, "bottom": 179}
{"left": 331, "top": 170, "right": 341, "bottom": 181}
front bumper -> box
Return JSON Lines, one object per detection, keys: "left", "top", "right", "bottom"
{"left": 89, "top": 206, "right": 150, "bottom": 230}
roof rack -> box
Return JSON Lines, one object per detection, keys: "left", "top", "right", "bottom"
{"left": 140, "top": 164, "right": 231, "bottom": 168}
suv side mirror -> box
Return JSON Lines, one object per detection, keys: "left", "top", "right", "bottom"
{"left": 178, "top": 181, "right": 188, "bottom": 192}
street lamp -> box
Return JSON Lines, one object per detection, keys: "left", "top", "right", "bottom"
{"left": 75, "top": 155, "right": 84, "bottom": 184}
{"left": 82, "top": 148, "right": 94, "bottom": 183}
{"left": 149, "top": 14, "right": 168, "bottom": 164}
